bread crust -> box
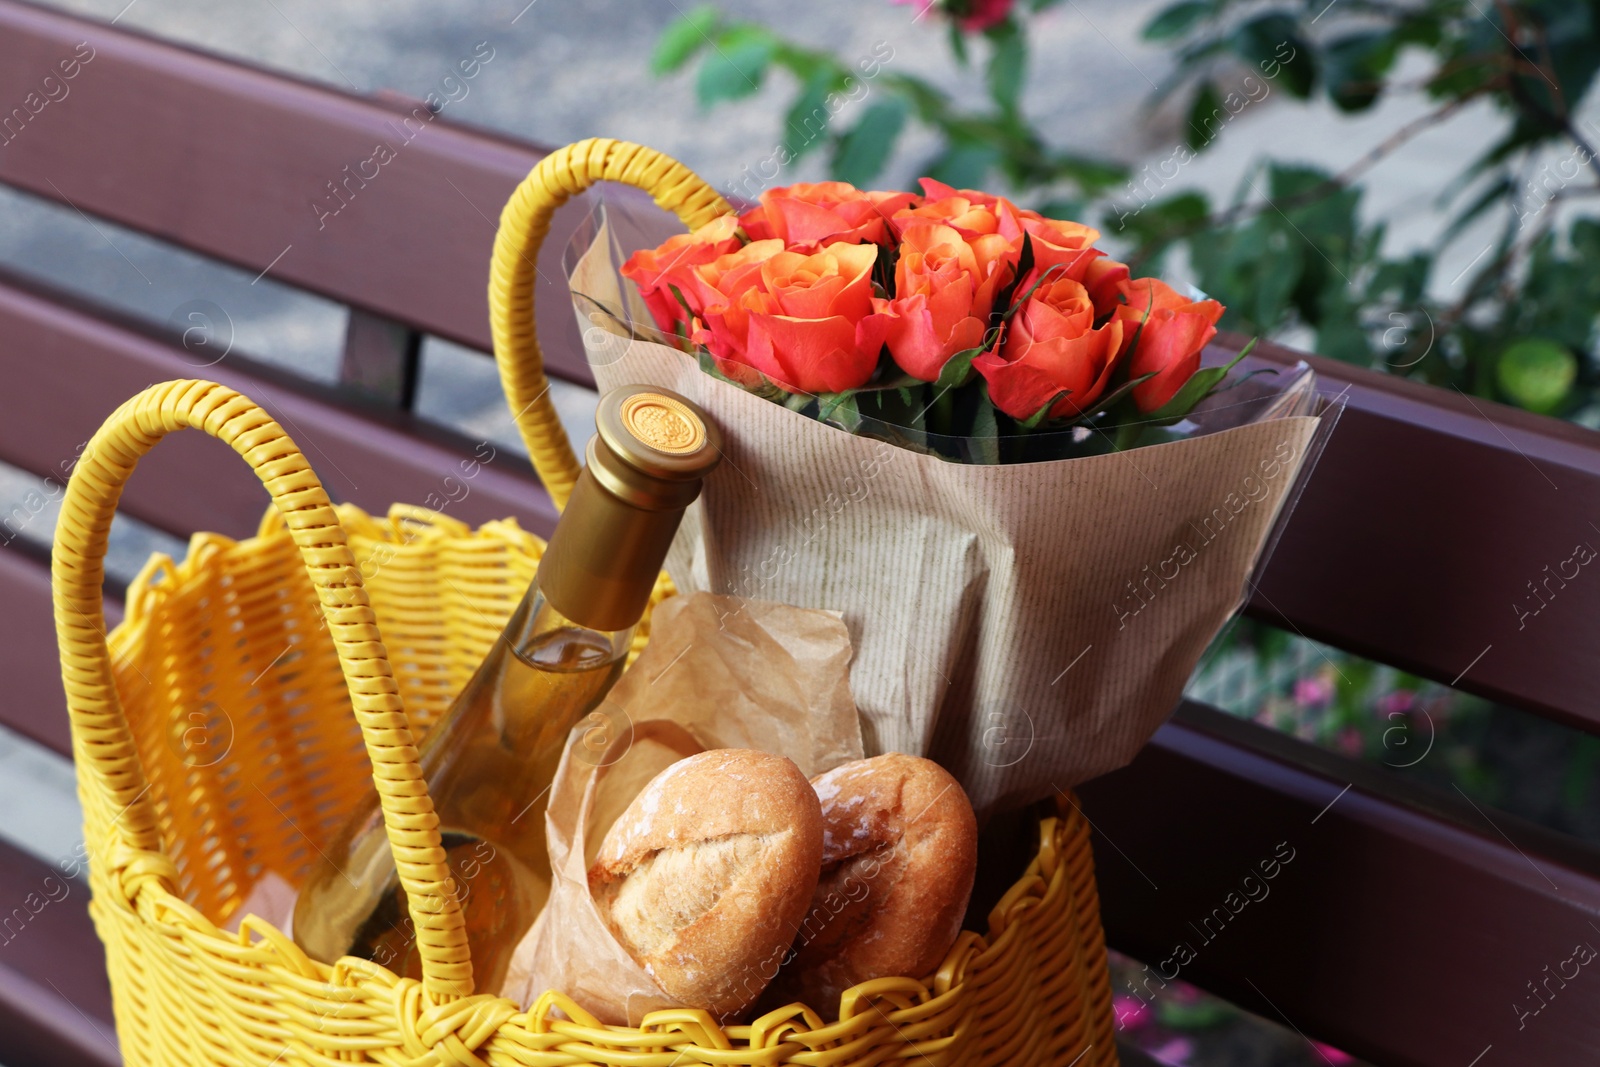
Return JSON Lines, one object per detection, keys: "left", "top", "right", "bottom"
{"left": 776, "top": 753, "right": 978, "bottom": 1007}
{"left": 588, "top": 748, "right": 823, "bottom": 1019}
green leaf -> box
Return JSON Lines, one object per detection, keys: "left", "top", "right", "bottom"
{"left": 1033, "top": 196, "right": 1085, "bottom": 221}
{"left": 1064, "top": 372, "right": 1157, "bottom": 425}
{"left": 1112, "top": 189, "right": 1210, "bottom": 247}
{"left": 992, "top": 233, "right": 1036, "bottom": 322}
{"left": 1440, "top": 175, "right": 1513, "bottom": 247}
{"left": 1186, "top": 81, "right": 1225, "bottom": 151}
{"left": 934, "top": 342, "right": 988, "bottom": 392}
{"left": 817, "top": 391, "right": 862, "bottom": 429}
{"left": 1232, "top": 14, "right": 1313, "bottom": 98}
{"left": 668, "top": 283, "right": 696, "bottom": 320}
{"left": 1144, "top": 2, "right": 1211, "bottom": 42}
{"left": 696, "top": 346, "right": 738, "bottom": 386}
{"left": 1323, "top": 32, "right": 1395, "bottom": 112}
{"left": 971, "top": 388, "right": 1000, "bottom": 464}
{"left": 985, "top": 20, "right": 1027, "bottom": 113}
{"left": 651, "top": 4, "right": 718, "bottom": 75}
{"left": 695, "top": 32, "right": 774, "bottom": 107}
{"left": 1113, "top": 417, "right": 1148, "bottom": 452}
{"left": 783, "top": 68, "right": 838, "bottom": 160}
{"left": 924, "top": 141, "right": 998, "bottom": 189}
{"left": 1141, "top": 337, "right": 1258, "bottom": 427}
{"left": 1497, "top": 338, "right": 1577, "bottom": 413}
{"left": 949, "top": 21, "right": 970, "bottom": 66}
{"left": 832, "top": 98, "right": 910, "bottom": 186}
{"left": 1049, "top": 154, "right": 1130, "bottom": 192}
{"left": 1020, "top": 391, "right": 1068, "bottom": 429}
{"left": 1156, "top": 997, "right": 1234, "bottom": 1030}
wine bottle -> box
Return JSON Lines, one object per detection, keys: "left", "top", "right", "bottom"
{"left": 292, "top": 385, "right": 721, "bottom": 991}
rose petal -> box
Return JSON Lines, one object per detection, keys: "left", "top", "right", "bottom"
{"left": 746, "top": 312, "right": 880, "bottom": 394}
{"left": 1128, "top": 313, "right": 1218, "bottom": 412}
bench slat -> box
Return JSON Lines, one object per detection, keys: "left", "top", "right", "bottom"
{"left": 1246, "top": 336, "right": 1600, "bottom": 734}
{"left": 0, "top": 833, "right": 115, "bottom": 1067}
{"left": 0, "top": 270, "right": 559, "bottom": 543}
{"left": 1082, "top": 702, "right": 1600, "bottom": 1067}
{"left": 0, "top": 543, "right": 116, "bottom": 755}
{"left": 0, "top": 0, "right": 605, "bottom": 385}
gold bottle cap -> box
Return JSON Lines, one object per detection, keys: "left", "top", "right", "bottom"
{"left": 537, "top": 386, "right": 721, "bottom": 632}
{"left": 588, "top": 386, "right": 723, "bottom": 511}
{"left": 619, "top": 392, "right": 705, "bottom": 455}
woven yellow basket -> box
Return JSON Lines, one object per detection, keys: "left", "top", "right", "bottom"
{"left": 51, "top": 138, "right": 1121, "bottom": 1066}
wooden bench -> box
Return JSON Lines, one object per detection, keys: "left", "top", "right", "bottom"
{"left": 2, "top": 3, "right": 1597, "bottom": 1065}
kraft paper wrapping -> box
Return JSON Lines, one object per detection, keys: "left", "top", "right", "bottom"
{"left": 569, "top": 212, "right": 1322, "bottom": 816}
{"left": 501, "top": 592, "right": 864, "bottom": 1021}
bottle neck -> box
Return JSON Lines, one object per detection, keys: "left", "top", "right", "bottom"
{"left": 503, "top": 583, "right": 633, "bottom": 668}
{"left": 534, "top": 464, "right": 691, "bottom": 632}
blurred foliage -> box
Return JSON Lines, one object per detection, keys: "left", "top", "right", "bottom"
{"left": 1108, "top": 949, "right": 1364, "bottom": 1065}
{"left": 1198, "top": 617, "right": 1600, "bottom": 846}
{"left": 655, "top": 0, "right": 1600, "bottom": 422}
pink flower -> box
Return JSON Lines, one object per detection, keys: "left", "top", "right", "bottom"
{"left": 1293, "top": 676, "right": 1334, "bottom": 710}
{"left": 1313, "top": 1041, "right": 1355, "bottom": 1064}
{"left": 1149, "top": 1037, "right": 1194, "bottom": 1066}
{"left": 890, "top": 0, "right": 1014, "bottom": 32}
{"left": 1114, "top": 995, "right": 1153, "bottom": 1032}
{"left": 1376, "top": 690, "right": 1417, "bottom": 717}
{"left": 957, "top": 0, "right": 1014, "bottom": 31}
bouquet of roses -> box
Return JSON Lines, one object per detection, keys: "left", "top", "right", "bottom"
{"left": 565, "top": 173, "right": 1327, "bottom": 816}
{"left": 618, "top": 179, "right": 1240, "bottom": 459}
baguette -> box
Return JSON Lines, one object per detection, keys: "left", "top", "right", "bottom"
{"left": 588, "top": 748, "right": 823, "bottom": 1019}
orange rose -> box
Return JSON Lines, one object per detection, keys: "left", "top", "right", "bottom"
{"left": 905, "top": 190, "right": 1126, "bottom": 317}
{"left": 1080, "top": 255, "right": 1131, "bottom": 317}
{"left": 697, "top": 243, "right": 892, "bottom": 394}
{"left": 681, "top": 239, "right": 785, "bottom": 385}
{"left": 1016, "top": 212, "right": 1101, "bottom": 283}
{"left": 881, "top": 221, "right": 1012, "bottom": 381}
{"left": 620, "top": 215, "right": 743, "bottom": 335}
{"left": 896, "top": 179, "right": 1023, "bottom": 243}
{"left": 911, "top": 178, "right": 1009, "bottom": 215}
{"left": 740, "top": 182, "right": 917, "bottom": 252}
{"left": 1112, "top": 278, "right": 1224, "bottom": 412}
{"left": 962, "top": 200, "right": 1126, "bottom": 312}
{"left": 973, "top": 274, "right": 1125, "bottom": 421}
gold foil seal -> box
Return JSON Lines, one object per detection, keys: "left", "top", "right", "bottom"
{"left": 619, "top": 393, "right": 705, "bottom": 455}
{"left": 538, "top": 386, "right": 721, "bottom": 632}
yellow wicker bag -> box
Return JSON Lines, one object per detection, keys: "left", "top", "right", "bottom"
{"left": 51, "top": 140, "right": 1122, "bottom": 1067}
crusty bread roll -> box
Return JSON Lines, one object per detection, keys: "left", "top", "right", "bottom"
{"left": 588, "top": 748, "right": 823, "bottom": 1019}
{"left": 774, "top": 753, "right": 978, "bottom": 1007}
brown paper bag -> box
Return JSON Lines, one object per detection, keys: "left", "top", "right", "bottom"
{"left": 568, "top": 205, "right": 1325, "bottom": 817}
{"left": 500, "top": 591, "right": 864, "bottom": 1021}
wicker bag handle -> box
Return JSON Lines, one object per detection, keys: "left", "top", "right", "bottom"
{"left": 488, "top": 138, "right": 732, "bottom": 509}
{"left": 53, "top": 379, "right": 477, "bottom": 1001}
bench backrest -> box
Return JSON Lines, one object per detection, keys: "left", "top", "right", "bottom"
{"left": 4, "top": 4, "right": 1600, "bottom": 1065}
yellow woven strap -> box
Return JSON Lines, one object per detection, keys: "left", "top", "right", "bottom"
{"left": 53, "top": 379, "right": 476, "bottom": 1001}
{"left": 488, "top": 137, "right": 732, "bottom": 509}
